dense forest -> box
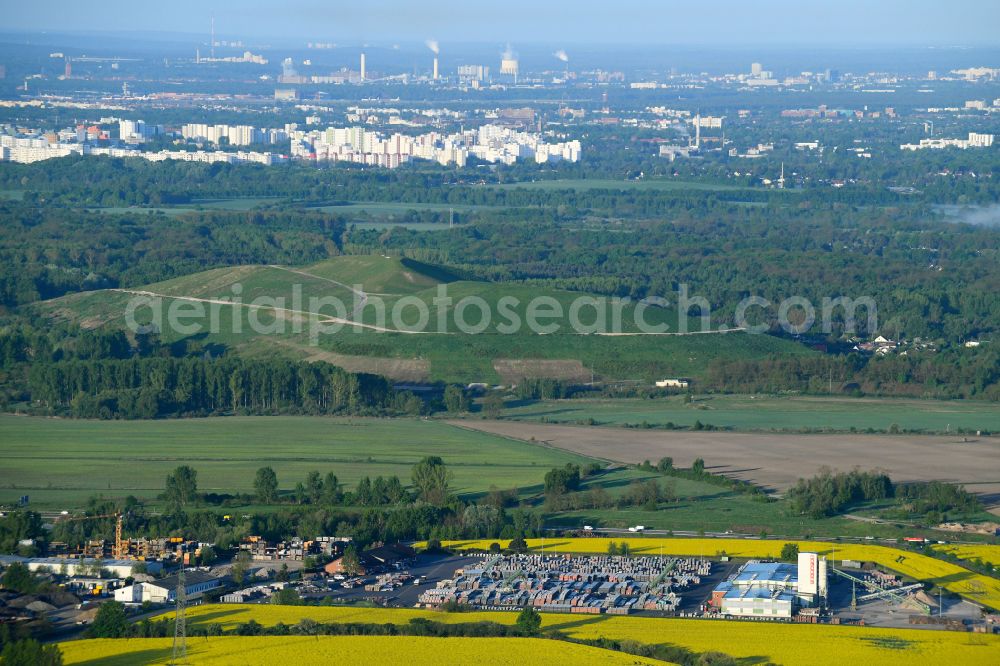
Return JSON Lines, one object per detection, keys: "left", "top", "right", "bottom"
{"left": 703, "top": 349, "right": 1000, "bottom": 401}
{"left": 0, "top": 202, "right": 345, "bottom": 306}
{"left": 0, "top": 323, "right": 410, "bottom": 418}
{"left": 0, "top": 154, "right": 986, "bottom": 210}
{"left": 373, "top": 210, "right": 1000, "bottom": 343}
{"left": 25, "top": 357, "right": 398, "bottom": 419}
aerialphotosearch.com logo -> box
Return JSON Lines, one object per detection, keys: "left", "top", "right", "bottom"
{"left": 122, "top": 283, "right": 877, "bottom": 344}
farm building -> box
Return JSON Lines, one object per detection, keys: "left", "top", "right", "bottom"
{"left": 113, "top": 570, "right": 222, "bottom": 604}
{"left": 655, "top": 378, "right": 690, "bottom": 389}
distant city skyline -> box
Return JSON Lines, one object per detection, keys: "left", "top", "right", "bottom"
{"left": 5, "top": 0, "right": 1000, "bottom": 47}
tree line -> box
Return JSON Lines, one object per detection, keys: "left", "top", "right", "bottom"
{"left": 26, "top": 357, "right": 395, "bottom": 419}
{"left": 787, "top": 468, "right": 981, "bottom": 521}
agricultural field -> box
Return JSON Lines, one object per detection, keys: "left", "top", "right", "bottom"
{"left": 0, "top": 412, "right": 958, "bottom": 540}
{"left": 4, "top": 405, "right": 996, "bottom": 540}
{"left": 432, "top": 538, "right": 1000, "bottom": 611}
{"left": 35, "top": 255, "right": 809, "bottom": 384}
{"left": 0, "top": 416, "right": 591, "bottom": 510}
{"left": 152, "top": 604, "right": 1000, "bottom": 666}
{"left": 456, "top": 420, "right": 1000, "bottom": 511}
{"left": 0, "top": 411, "right": 931, "bottom": 538}
{"left": 501, "top": 395, "right": 1000, "bottom": 434}
{"left": 58, "top": 636, "right": 655, "bottom": 666}
{"left": 932, "top": 544, "right": 1000, "bottom": 569}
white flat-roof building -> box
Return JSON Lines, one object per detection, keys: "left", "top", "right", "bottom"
{"left": 114, "top": 570, "right": 222, "bottom": 604}
{"left": 0, "top": 556, "right": 161, "bottom": 579}
{"left": 712, "top": 556, "right": 827, "bottom": 618}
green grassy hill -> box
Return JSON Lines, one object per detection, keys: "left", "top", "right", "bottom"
{"left": 300, "top": 255, "right": 462, "bottom": 294}
{"left": 35, "top": 255, "right": 814, "bottom": 384}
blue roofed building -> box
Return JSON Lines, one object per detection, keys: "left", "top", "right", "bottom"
{"left": 710, "top": 555, "right": 827, "bottom": 619}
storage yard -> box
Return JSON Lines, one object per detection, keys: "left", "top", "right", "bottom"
{"left": 418, "top": 554, "right": 711, "bottom": 614}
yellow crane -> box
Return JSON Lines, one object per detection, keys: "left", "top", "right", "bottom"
{"left": 59, "top": 511, "right": 127, "bottom": 559}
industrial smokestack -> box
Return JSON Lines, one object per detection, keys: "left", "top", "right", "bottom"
{"left": 426, "top": 40, "right": 440, "bottom": 80}
{"left": 500, "top": 44, "right": 519, "bottom": 85}
{"left": 360, "top": 52, "right": 366, "bottom": 81}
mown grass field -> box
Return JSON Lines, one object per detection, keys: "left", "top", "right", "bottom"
{"left": 149, "top": 604, "right": 1000, "bottom": 666}
{"left": 433, "top": 538, "right": 1000, "bottom": 611}
{"left": 502, "top": 395, "right": 1000, "bottom": 434}
{"left": 0, "top": 416, "right": 592, "bottom": 509}
{"left": 59, "top": 636, "right": 656, "bottom": 666}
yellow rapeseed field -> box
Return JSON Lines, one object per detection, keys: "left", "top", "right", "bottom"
{"left": 429, "top": 538, "right": 1000, "bottom": 610}
{"left": 159, "top": 604, "right": 1000, "bottom": 666}
{"left": 932, "top": 544, "right": 1000, "bottom": 568}
{"left": 59, "top": 636, "right": 661, "bottom": 665}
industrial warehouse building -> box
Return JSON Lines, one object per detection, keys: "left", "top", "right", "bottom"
{"left": 0, "top": 556, "right": 162, "bottom": 579}
{"left": 711, "top": 553, "right": 828, "bottom": 618}
{"left": 114, "top": 570, "right": 221, "bottom": 604}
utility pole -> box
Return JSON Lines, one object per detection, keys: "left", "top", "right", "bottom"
{"left": 171, "top": 566, "right": 187, "bottom": 665}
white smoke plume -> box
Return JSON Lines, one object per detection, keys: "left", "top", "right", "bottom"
{"left": 425, "top": 40, "right": 439, "bottom": 55}
{"left": 554, "top": 49, "right": 569, "bottom": 63}
{"left": 942, "top": 204, "right": 1000, "bottom": 227}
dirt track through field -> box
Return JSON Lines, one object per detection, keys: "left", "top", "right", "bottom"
{"left": 451, "top": 420, "right": 1000, "bottom": 510}
{"left": 268, "top": 264, "right": 370, "bottom": 319}
{"left": 110, "top": 288, "right": 422, "bottom": 334}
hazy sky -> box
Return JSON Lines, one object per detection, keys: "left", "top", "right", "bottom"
{"left": 7, "top": 0, "right": 1000, "bottom": 46}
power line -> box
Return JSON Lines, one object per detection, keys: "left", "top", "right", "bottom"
{"left": 171, "top": 566, "right": 187, "bottom": 664}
